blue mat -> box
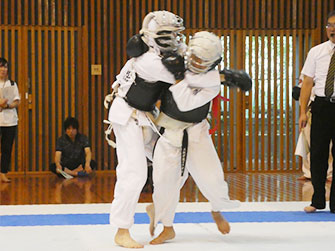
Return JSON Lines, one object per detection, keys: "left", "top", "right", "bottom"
{"left": 1, "top": 211, "right": 334, "bottom": 227}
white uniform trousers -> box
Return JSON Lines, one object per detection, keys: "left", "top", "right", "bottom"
{"left": 109, "top": 118, "right": 148, "bottom": 229}
{"left": 152, "top": 120, "right": 240, "bottom": 227}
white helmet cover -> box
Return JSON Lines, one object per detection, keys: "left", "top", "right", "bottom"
{"left": 140, "top": 10, "right": 185, "bottom": 52}
{"left": 186, "top": 31, "right": 222, "bottom": 73}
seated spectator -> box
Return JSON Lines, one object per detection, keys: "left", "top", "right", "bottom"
{"left": 50, "top": 117, "right": 97, "bottom": 178}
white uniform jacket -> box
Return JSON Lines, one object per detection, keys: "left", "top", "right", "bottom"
{"left": 108, "top": 49, "right": 175, "bottom": 126}
{"left": 169, "top": 69, "right": 221, "bottom": 139}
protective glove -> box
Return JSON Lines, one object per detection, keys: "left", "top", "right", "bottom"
{"left": 220, "top": 68, "right": 252, "bottom": 91}
{"left": 161, "top": 51, "right": 186, "bottom": 80}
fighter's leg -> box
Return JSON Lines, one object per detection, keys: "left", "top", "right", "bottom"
{"left": 146, "top": 170, "right": 188, "bottom": 237}
{"left": 150, "top": 136, "right": 184, "bottom": 243}
{"left": 186, "top": 126, "right": 239, "bottom": 234}
{"left": 110, "top": 120, "right": 148, "bottom": 248}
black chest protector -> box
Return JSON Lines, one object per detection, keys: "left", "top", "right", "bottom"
{"left": 125, "top": 74, "right": 169, "bottom": 111}
{"left": 160, "top": 89, "right": 210, "bottom": 123}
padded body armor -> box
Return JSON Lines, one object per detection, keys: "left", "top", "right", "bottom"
{"left": 160, "top": 89, "right": 210, "bottom": 123}
{"left": 125, "top": 74, "right": 168, "bottom": 111}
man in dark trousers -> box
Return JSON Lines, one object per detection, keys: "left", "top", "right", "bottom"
{"left": 299, "top": 10, "right": 335, "bottom": 213}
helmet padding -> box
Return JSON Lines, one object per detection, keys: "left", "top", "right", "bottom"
{"left": 140, "top": 11, "right": 185, "bottom": 52}
{"left": 186, "top": 31, "right": 222, "bottom": 73}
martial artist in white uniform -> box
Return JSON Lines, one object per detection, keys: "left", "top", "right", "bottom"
{"left": 107, "top": 11, "right": 185, "bottom": 248}
{"left": 148, "top": 32, "right": 242, "bottom": 245}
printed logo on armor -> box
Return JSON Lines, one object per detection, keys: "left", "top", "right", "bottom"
{"left": 123, "top": 70, "right": 133, "bottom": 82}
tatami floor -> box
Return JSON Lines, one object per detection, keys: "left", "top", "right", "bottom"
{"left": 1, "top": 172, "right": 334, "bottom": 251}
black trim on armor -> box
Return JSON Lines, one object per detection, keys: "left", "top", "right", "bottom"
{"left": 125, "top": 74, "right": 170, "bottom": 111}
{"left": 160, "top": 89, "right": 210, "bottom": 123}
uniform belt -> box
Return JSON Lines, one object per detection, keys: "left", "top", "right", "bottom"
{"left": 315, "top": 96, "right": 335, "bottom": 103}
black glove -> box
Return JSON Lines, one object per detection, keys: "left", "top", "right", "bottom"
{"left": 220, "top": 68, "right": 252, "bottom": 91}
{"left": 292, "top": 86, "right": 301, "bottom": 101}
{"left": 126, "top": 34, "right": 149, "bottom": 58}
{"left": 161, "top": 52, "right": 186, "bottom": 80}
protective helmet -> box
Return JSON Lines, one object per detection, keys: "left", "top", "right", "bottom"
{"left": 140, "top": 11, "right": 185, "bottom": 52}
{"left": 186, "top": 31, "right": 222, "bottom": 74}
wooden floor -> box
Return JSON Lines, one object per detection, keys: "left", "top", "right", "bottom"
{"left": 0, "top": 171, "right": 328, "bottom": 205}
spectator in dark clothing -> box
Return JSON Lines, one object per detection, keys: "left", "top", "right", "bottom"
{"left": 50, "top": 117, "right": 97, "bottom": 178}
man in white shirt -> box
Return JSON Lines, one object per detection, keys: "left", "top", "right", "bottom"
{"left": 107, "top": 11, "right": 185, "bottom": 248}
{"left": 299, "top": 10, "right": 335, "bottom": 214}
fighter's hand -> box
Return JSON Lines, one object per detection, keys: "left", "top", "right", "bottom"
{"left": 299, "top": 113, "right": 308, "bottom": 131}
{"left": 104, "top": 93, "right": 114, "bottom": 109}
{"left": 161, "top": 52, "right": 186, "bottom": 80}
{"left": 220, "top": 69, "right": 252, "bottom": 91}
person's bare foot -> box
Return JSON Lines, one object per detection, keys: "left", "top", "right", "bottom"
{"left": 304, "top": 206, "right": 317, "bottom": 213}
{"left": 150, "top": 226, "right": 175, "bottom": 245}
{"left": 114, "top": 228, "right": 144, "bottom": 248}
{"left": 297, "top": 175, "right": 310, "bottom": 181}
{"left": 211, "top": 211, "right": 230, "bottom": 234}
{"left": 146, "top": 203, "right": 155, "bottom": 236}
{"left": 64, "top": 168, "right": 78, "bottom": 176}
{"left": 0, "top": 173, "right": 11, "bottom": 183}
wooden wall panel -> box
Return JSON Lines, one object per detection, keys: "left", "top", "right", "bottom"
{"left": 0, "top": 26, "right": 81, "bottom": 173}
{"left": 24, "top": 26, "right": 81, "bottom": 172}
{"left": 0, "top": 0, "right": 334, "bottom": 173}
{"left": 243, "top": 29, "right": 316, "bottom": 172}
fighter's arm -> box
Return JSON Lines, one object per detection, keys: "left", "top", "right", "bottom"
{"left": 169, "top": 71, "right": 220, "bottom": 111}
{"left": 134, "top": 51, "right": 176, "bottom": 84}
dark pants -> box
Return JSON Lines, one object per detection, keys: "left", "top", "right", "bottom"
{"left": 0, "top": 126, "right": 17, "bottom": 174}
{"left": 50, "top": 160, "right": 97, "bottom": 176}
{"left": 310, "top": 97, "right": 335, "bottom": 212}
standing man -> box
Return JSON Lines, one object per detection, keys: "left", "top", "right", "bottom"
{"left": 299, "top": 10, "right": 335, "bottom": 213}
